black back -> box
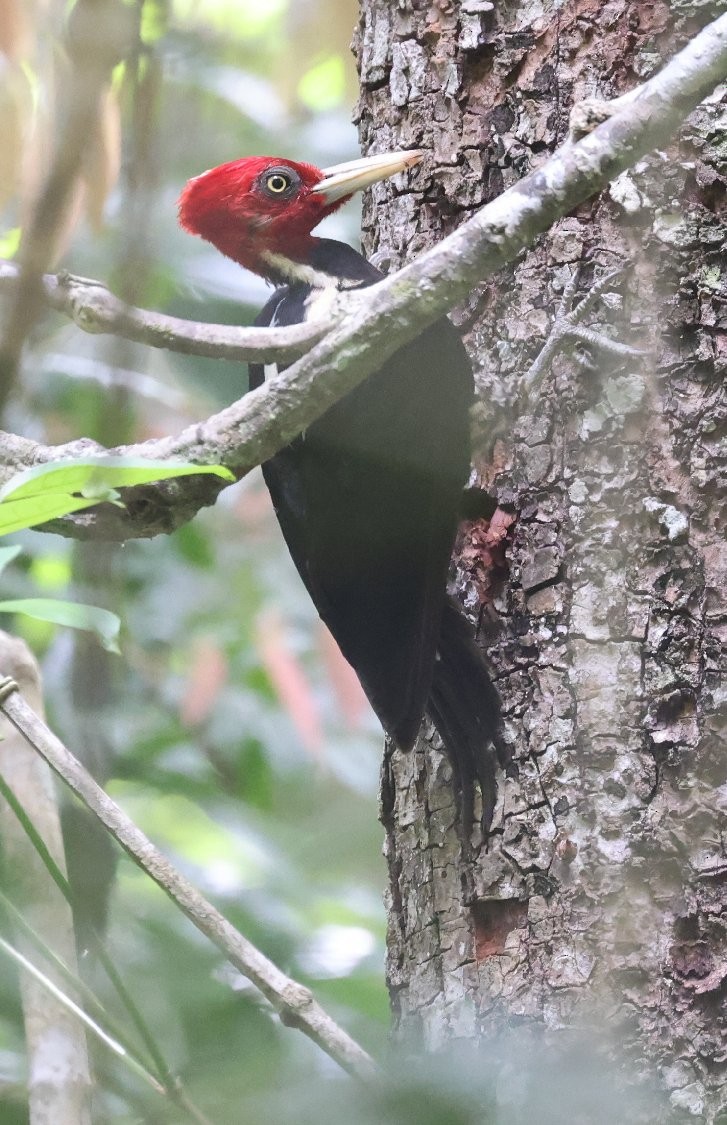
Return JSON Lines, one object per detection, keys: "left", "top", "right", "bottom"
{"left": 250, "top": 238, "right": 473, "bottom": 750}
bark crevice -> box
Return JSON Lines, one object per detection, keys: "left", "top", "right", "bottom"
{"left": 358, "top": 0, "right": 727, "bottom": 1115}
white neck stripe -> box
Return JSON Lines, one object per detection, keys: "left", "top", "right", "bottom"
{"left": 261, "top": 251, "right": 338, "bottom": 289}
{"left": 260, "top": 250, "right": 365, "bottom": 292}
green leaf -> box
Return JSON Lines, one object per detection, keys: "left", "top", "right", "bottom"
{"left": 0, "top": 456, "right": 235, "bottom": 502}
{"left": 0, "top": 544, "right": 22, "bottom": 575}
{"left": 0, "top": 494, "right": 99, "bottom": 537}
{"left": 0, "top": 457, "right": 235, "bottom": 535}
{"left": 0, "top": 599, "right": 121, "bottom": 653}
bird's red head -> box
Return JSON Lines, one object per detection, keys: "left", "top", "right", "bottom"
{"left": 178, "top": 150, "right": 423, "bottom": 282}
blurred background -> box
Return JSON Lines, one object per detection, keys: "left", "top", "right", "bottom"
{"left": 0, "top": 1, "right": 397, "bottom": 1120}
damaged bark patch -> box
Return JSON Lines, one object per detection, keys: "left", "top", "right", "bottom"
{"left": 472, "top": 898, "right": 527, "bottom": 960}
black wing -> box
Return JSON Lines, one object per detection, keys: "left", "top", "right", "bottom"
{"left": 250, "top": 243, "right": 472, "bottom": 749}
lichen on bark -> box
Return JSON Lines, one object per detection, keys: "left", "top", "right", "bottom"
{"left": 355, "top": 0, "right": 727, "bottom": 1117}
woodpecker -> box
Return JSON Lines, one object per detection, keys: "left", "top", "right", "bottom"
{"left": 179, "top": 150, "right": 509, "bottom": 830}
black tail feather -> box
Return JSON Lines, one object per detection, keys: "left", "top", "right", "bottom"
{"left": 427, "top": 597, "right": 512, "bottom": 833}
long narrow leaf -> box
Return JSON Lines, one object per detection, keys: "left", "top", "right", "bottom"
{"left": 0, "top": 457, "right": 234, "bottom": 535}
{"left": 0, "top": 774, "right": 188, "bottom": 1104}
{"left": 0, "top": 888, "right": 110, "bottom": 1022}
{"left": 0, "top": 457, "right": 235, "bottom": 502}
{"left": 0, "top": 935, "right": 165, "bottom": 1093}
{"left": 0, "top": 494, "right": 98, "bottom": 537}
{"left": 0, "top": 599, "right": 121, "bottom": 652}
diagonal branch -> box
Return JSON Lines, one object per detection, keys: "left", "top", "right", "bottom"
{"left": 1, "top": 12, "right": 725, "bottom": 541}
{"left": 0, "top": 674, "right": 377, "bottom": 1080}
{"left": 0, "top": 263, "right": 332, "bottom": 363}
{"left": 0, "top": 635, "right": 93, "bottom": 1124}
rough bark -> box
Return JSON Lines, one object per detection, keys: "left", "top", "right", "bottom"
{"left": 355, "top": 1, "right": 727, "bottom": 1119}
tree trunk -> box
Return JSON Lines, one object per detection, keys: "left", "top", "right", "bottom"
{"left": 354, "top": 1, "right": 727, "bottom": 1118}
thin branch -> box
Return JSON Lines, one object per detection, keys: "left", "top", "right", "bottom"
{"left": 0, "top": 936, "right": 164, "bottom": 1095}
{"left": 0, "top": 675, "right": 377, "bottom": 1080}
{"left": 0, "top": 635, "right": 92, "bottom": 1125}
{"left": 0, "top": 770, "right": 217, "bottom": 1122}
{"left": 1, "top": 13, "right": 725, "bottom": 541}
{"left": 520, "top": 267, "right": 645, "bottom": 397}
{"left": 564, "top": 324, "right": 644, "bottom": 359}
{"left": 0, "top": 263, "right": 331, "bottom": 363}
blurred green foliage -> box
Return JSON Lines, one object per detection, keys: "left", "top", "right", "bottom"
{"left": 0, "top": 0, "right": 402, "bottom": 1120}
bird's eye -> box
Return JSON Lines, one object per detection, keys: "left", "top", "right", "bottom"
{"left": 257, "top": 166, "right": 300, "bottom": 199}
{"left": 266, "top": 173, "right": 291, "bottom": 194}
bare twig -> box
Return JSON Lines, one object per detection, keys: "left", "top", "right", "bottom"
{"left": 1, "top": 13, "right": 725, "bottom": 540}
{"left": 520, "top": 267, "right": 645, "bottom": 397}
{"left": 0, "top": 263, "right": 330, "bottom": 363}
{"left": 565, "top": 324, "right": 644, "bottom": 359}
{"left": 0, "top": 675, "right": 378, "bottom": 1080}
